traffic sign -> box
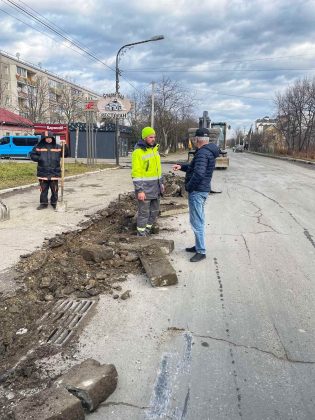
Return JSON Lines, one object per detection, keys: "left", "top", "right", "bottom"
{"left": 97, "top": 94, "right": 131, "bottom": 118}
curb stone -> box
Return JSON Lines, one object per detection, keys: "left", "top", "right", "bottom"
{"left": 14, "top": 386, "right": 85, "bottom": 420}
{"left": 56, "top": 359, "right": 118, "bottom": 412}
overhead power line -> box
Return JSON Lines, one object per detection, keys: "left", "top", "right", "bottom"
{"left": 124, "top": 68, "right": 315, "bottom": 73}
{"left": 0, "top": 0, "right": 142, "bottom": 93}
{"left": 2, "top": 0, "right": 115, "bottom": 72}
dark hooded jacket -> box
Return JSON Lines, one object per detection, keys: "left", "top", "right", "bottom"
{"left": 30, "top": 133, "right": 68, "bottom": 179}
{"left": 180, "top": 143, "right": 220, "bottom": 192}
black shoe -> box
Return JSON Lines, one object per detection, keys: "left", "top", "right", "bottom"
{"left": 190, "top": 253, "right": 206, "bottom": 262}
{"left": 51, "top": 203, "right": 57, "bottom": 209}
{"left": 185, "top": 246, "right": 196, "bottom": 253}
{"left": 37, "top": 204, "right": 48, "bottom": 210}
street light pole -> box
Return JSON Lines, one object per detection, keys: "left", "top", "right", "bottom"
{"left": 115, "top": 35, "right": 164, "bottom": 166}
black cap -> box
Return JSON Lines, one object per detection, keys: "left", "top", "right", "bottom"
{"left": 40, "top": 131, "right": 55, "bottom": 141}
{"left": 195, "top": 128, "right": 210, "bottom": 137}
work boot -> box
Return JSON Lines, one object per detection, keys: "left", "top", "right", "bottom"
{"left": 37, "top": 204, "right": 48, "bottom": 210}
{"left": 190, "top": 253, "right": 206, "bottom": 262}
{"left": 185, "top": 246, "right": 196, "bottom": 253}
{"left": 137, "top": 230, "right": 148, "bottom": 237}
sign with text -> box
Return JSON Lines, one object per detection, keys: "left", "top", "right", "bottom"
{"left": 97, "top": 93, "right": 131, "bottom": 118}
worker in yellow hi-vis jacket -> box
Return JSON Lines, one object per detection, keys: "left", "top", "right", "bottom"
{"left": 131, "top": 127, "right": 164, "bottom": 236}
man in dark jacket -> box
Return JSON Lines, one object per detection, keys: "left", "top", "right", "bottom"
{"left": 173, "top": 128, "right": 220, "bottom": 262}
{"left": 30, "top": 131, "right": 68, "bottom": 210}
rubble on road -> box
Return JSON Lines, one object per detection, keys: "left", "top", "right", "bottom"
{"left": 0, "top": 174, "right": 187, "bottom": 417}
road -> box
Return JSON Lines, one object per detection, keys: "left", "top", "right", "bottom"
{"left": 70, "top": 153, "right": 315, "bottom": 420}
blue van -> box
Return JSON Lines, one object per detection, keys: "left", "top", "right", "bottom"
{"left": 0, "top": 135, "right": 40, "bottom": 159}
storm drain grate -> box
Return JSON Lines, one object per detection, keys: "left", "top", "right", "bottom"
{"left": 37, "top": 298, "right": 97, "bottom": 346}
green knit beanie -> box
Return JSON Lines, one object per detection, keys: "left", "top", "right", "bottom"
{"left": 142, "top": 126, "right": 156, "bottom": 139}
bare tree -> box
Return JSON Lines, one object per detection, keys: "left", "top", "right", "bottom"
{"left": 154, "top": 77, "right": 196, "bottom": 152}
{"left": 275, "top": 77, "right": 315, "bottom": 154}
{"left": 20, "top": 75, "right": 50, "bottom": 122}
{"left": 55, "top": 85, "right": 85, "bottom": 123}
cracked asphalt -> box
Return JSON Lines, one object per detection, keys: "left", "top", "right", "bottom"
{"left": 72, "top": 153, "right": 315, "bottom": 420}
{"left": 1, "top": 152, "right": 314, "bottom": 419}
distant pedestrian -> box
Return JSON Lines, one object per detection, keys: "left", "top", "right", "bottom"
{"left": 30, "top": 131, "right": 68, "bottom": 210}
{"left": 172, "top": 128, "right": 220, "bottom": 262}
{"left": 131, "top": 126, "right": 164, "bottom": 236}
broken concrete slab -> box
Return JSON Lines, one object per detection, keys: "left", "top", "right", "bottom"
{"left": 159, "top": 205, "right": 188, "bottom": 217}
{"left": 159, "top": 197, "right": 188, "bottom": 217}
{"left": 139, "top": 245, "right": 178, "bottom": 287}
{"left": 14, "top": 386, "right": 85, "bottom": 420}
{"left": 56, "top": 358, "right": 118, "bottom": 412}
{"left": 118, "top": 238, "right": 174, "bottom": 255}
{"left": 80, "top": 244, "right": 114, "bottom": 263}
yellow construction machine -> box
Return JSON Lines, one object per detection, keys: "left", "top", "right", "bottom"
{"left": 187, "top": 111, "right": 230, "bottom": 169}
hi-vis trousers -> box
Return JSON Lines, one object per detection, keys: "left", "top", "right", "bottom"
{"left": 137, "top": 198, "right": 160, "bottom": 235}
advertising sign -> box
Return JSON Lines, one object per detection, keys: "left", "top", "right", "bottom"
{"left": 97, "top": 93, "right": 131, "bottom": 118}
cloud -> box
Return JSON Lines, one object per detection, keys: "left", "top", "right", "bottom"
{"left": 1, "top": 0, "right": 315, "bottom": 129}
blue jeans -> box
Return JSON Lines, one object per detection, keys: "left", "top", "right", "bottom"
{"left": 188, "top": 191, "right": 208, "bottom": 254}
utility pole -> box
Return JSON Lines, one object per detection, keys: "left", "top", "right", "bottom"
{"left": 151, "top": 81, "right": 155, "bottom": 128}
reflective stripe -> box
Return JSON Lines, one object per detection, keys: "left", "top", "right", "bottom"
{"left": 137, "top": 227, "right": 146, "bottom": 232}
{"left": 132, "top": 176, "right": 161, "bottom": 181}
{"left": 36, "top": 148, "right": 60, "bottom": 152}
{"left": 38, "top": 177, "right": 59, "bottom": 180}
{"left": 141, "top": 152, "right": 156, "bottom": 160}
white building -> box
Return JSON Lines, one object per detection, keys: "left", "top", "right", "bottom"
{"left": 0, "top": 50, "right": 102, "bottom": 123}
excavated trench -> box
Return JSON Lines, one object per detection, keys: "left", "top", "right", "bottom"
{"left": 0, "top": 173, "right": 186, "bottom": 418}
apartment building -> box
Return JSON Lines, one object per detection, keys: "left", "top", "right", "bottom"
{"left": 0, "top": 50, "right": 102, "bottom": 124}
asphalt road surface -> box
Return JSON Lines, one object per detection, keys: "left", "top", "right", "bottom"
{"left": 39, "top": 153, "right": 315, "bottom": 419}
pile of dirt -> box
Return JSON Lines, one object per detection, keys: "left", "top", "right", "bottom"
{"left": 163, "top": 172, "right": 187, "bottom": 198}
{"left": 0, "top": 176, "right": 186, "bottom": 416}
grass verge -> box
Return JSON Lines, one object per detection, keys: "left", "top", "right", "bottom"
{"left": 0, "top": 161, "right": 114, "bottom": 190}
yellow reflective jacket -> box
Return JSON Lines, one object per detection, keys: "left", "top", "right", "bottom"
{"left": 131, "top": 140, "right": 163, "bottom": 198}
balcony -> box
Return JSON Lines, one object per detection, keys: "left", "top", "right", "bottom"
{"left": 16, "top": 74, "right": 27, "bottom": 83}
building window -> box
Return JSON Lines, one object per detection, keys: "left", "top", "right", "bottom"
{"left": 17, "top": 66, "right": 27, "bottom": 77}
{"left": 4, "top": 65, "right": 9, "bottom": 75}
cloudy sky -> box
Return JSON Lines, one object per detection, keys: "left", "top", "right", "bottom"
{"left": 1, "top": 0, "right": 315, "bottom": 133}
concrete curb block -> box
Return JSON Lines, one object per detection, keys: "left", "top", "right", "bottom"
{"left": 14, "top": 386, "right": 85, "bottom": 420}
{"left": 139, "top": 245, "right": 178, "bottom": 287}
{"left": 0, "top": 166, "right": 118, "bottom": 197}
{"left": 246, "top": 151, "right": 315, "bottom": 165}
{"left": 56, "top": 359, "right": 118, "bottom": 412}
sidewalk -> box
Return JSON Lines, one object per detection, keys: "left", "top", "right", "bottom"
{"left": 0, "top": 152, "right": 186, "bottom": 293}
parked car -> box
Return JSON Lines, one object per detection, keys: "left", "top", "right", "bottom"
{"left": 0, "top": 135, "right": 40, "bottom": 159}
{"left": 233, "top": 144, "right": 244, "bottom": 153}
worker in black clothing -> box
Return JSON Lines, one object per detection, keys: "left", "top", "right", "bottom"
{"left": 30, "top": 131, "right": 68, "bottom": 210}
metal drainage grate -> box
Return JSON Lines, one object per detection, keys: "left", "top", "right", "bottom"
{"left": 38, "top": 299, "right": 97, "bottom": 346}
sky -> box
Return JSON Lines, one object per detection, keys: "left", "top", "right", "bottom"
{"left": 1, "top": 0, "right": 315, "bottom": 134}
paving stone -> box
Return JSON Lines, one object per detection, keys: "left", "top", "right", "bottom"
{"left": 139, "top": 245, "right": 178, "bottom": 287}
{"left": 14, "top": 386, "right": 85, "bottom": 420}
{"left": 56, "top": 359, "right": 118, "bottom": 412}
